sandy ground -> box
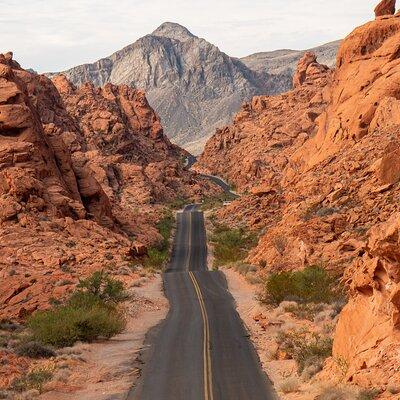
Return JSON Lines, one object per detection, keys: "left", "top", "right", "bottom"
{"left": 39, "top": 275, "right": 168, "bottom": 400}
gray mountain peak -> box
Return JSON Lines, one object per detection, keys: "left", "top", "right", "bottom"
{"left": 151, "top": 22, "right": 196, "bottom": 42}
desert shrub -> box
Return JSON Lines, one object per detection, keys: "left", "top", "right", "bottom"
{"left": 262, "top": 266, "right": 344, "bottom": 306}
{"left": 279, "top": 377, "right": 300, "bottom": 393}
{"left": 318, "top": 386, "right": 355, "bottom": 400}
{"left": 10, "top": 369, "right": 52, "bottom": 393}
{"left": 283, "top": 302, "right": 326, "bottom": 321}
{"left": 73, "top": 270, "right": 127, "bottom": 305}
{"left": 211, "top": 225, "right": 258, "bottom": 267}
{"left": 0, "top": 320, "right": 22, "bottom": 332}
{"left": 168, "top": 197, "right": 187, "bottom": 210}
{"left": 200, "top": 192, "right": 236, "bottom": 211}
{"left": 302, "top": 204, "right": 340, "bottom": 221}
{"left": 357, "top": 389, "right": 380, "bottom": 400}
{"left": 144, "top": 211, "right": 174, "bottom": 270}
{"left": 28, "top": 303, "right": 125, "bottom": 347}
{"left": 277, "top": 329, "right": 333, "bottom": 373}
{"left": 15, "top": 341, "right": 56, "bottom": 359}
{"left": 259, "top": 259, "right": 267, "bottom": 268}
{"left": 387, "top": 383, "right": 400, "bottom": 394}
{"left": 272, "top": 235, "right": 287, "bottom": 255}
{"left": 27, "top": 272, "right": 126, "bottom": 348}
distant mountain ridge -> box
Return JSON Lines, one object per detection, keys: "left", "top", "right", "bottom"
{"left": 48, "top": 23, "right": 340, "bottom": 154}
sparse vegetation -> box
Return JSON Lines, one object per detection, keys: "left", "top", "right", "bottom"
{"left": 211, "top": 224, "right": 258, "bottom": 267}
{"left": 302, "top": 204, "right": 340, "bottom": 221}
{"left": 272, "top": 235, "right": 287, "bottom": 255}
{"left": 387, "top": 383, "right": 400, "bottom": 395}
{"left": 168, "top": 197, "right": 187, "bottom": 210}
{"left": 27, "top": 271, "right": 127, "bottom": 347}
{"left": 144, "top": 210, "right": 174, "bottom": 270}
{"left": 15, "top": 341, "right": 56, "bottom": 359}
{"left": 282, "top": 302, "right": 326, "bottom": 321}
{"left": 279, "top": 377, "right": 300, "bottom": 393}
{"left": 200, "top": 192, "right": 236, "bottom": 211}
{"left": 277, "top": 329, "right": 333, "bottom": 373}
{"left": 357, "top": 389, "right": 380, "bottom": 400}
{"left": 262, "top": 265, "right": 345, "bottom": 306}
{"left": 11, "top": 368, "right": 53, "bottom": 393}
{"left": 317, "top": 386, "right": 356, "bottom": 400}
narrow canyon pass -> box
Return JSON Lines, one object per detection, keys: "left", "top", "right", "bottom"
{"left": 1, "top": 0, "right": 400, "bottom": 399}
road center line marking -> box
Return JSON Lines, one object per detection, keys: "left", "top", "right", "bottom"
{"left": 186, "top": 211, "right": 192, "bottom": 270}
{"left": 189, "top": 271, "right": 214, "bottom": 400}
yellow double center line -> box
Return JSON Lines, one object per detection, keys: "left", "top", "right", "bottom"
{"left": 189, "top": 271, "right": 214, "bottom": 400}
{"left": 185, "top": 207, "right": 213, "bottom": 400}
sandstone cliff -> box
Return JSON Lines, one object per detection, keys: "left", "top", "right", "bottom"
{"left": 0, "top": 53, "right": 217, "bottom": 319}
{"left": 197, "top": 7, "right": 400, "bottom": 389}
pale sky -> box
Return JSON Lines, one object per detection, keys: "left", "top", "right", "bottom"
{"left": 1, "top": 0, "right": 378, "bottom": 72}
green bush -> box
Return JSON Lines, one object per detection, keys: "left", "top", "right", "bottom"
{"left": 211, "top": 225, "right": 258, "bottom": 267}
{"left": 144, "top": 211, "right": 174, "bottom": 270}
{"left": 27, "top": 271, "right": 126, "bottom": 348}
{"left": 28, "top": 303, "right": 125, "bottom": 347}
{"left": 15, "top": 341, "right": 56, "bottom": 359}
{"left": 74, "top": 270, "right": 127, "bottom": 305}
{"left": 263, "top": 266, "right": 344, "bottom": 306}
{"left": 11, "top": 369, "right": 53, "bottom": 393}
{"left": 277, "top": 329, "right": 333, "bottom": 373}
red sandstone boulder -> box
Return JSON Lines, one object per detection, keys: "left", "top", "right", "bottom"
{"left": 374, "top": 0, "right": 396, "bottom": 17}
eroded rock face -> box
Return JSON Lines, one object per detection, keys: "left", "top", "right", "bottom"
{"left": 196, "top": 53, "right": 331, "bottom": 193}
{"left": 198, "top": 9, "right": 400, "bottom": 387}
{"left": 292, "top": 52, "right": 329, "bottom": 88}
{"left": 0, "top": 53, "right": 219, "bottom": 319}
{"left": 374, "top": 0, "right": 396, "bottom": 17}
{"left": 334, "top": 214, "right": 400, "bottom": 387}
{"left": 292, "top": 14, "right": 400, "bottom": 170}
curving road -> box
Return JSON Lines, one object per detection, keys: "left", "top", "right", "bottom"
{"left": 128, "top": 204, "right": 276, "bottom": 400}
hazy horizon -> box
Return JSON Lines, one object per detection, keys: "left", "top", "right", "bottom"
{"left": 1, "top": 0, "right": 378, "bottom": 72}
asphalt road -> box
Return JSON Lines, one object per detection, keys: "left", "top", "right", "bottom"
{"left": 184, "top": 155, "right": 239, "bottom": 199}
{"left": 128, "top": 205, "right": 276, "bottom": 400}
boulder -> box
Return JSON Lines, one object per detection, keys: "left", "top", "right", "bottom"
{"left": 374, "top": 0, "right": 396, "bottom": 17}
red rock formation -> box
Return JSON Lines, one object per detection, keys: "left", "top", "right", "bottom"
{"left": 196, "top": 52, "right": 331, "bottom": 193}
{"left": 0, "top": 53, "right": 219, "bottom": 319}
{"left": 374, "top": 0, "right": 396, "bottom": 17}
{"left": 292, "top": 51, "right": 329, "bottom": 88}
{"left": 291, "top": 14, "right": 400, "bottom": 170}
{"left": 198, "top": 7, "right": 400, "bottom": 388}
{"left": 334, "top": 214, "right": 400, "bottom": 387}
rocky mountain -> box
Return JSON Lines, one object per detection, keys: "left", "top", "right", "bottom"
{"left": 197, "top": 3, "right": 400, "bottom": 389}
{"left": 0, "top": 52, "right": 218, "bottom": 319}
{"left": 49, "top": 23, "right": 274, "bottom": 155}
{"left": 241, "top": 40, "right": 340, "bottom": 79}
{"left": 49, "top": 23, "right": 340, "bottom": 155}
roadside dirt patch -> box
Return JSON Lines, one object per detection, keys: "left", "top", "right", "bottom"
{"left": 38, "top": 275, "right": 168, "bottom": 400}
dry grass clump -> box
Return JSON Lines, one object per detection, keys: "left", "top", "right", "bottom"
{"left": 276, "top": 329, "right": 333, "bottom": 374}
{"left": 279, "top": 377, "right": 301, "bottom": 393}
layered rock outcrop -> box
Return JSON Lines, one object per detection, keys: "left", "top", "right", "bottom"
{"left": 334, "top": 214, "right": 400, "bottom": 387}
{"left": 0, "top": 53, "right": 218, "bottom": 319}
{"left": 198, "top": 3, "right": 400, "bottom": 388}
